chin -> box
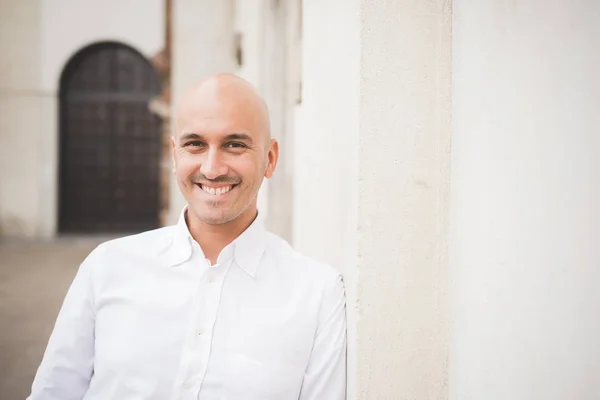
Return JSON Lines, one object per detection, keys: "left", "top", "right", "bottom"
{"left": 187, "top": 201, "right": 250, "bottom": 226}
{"left": 200, "top": 216, "right": 233, "bottom": 225}
{"left": 194, "top": 210, "right": 238, "bottom": 225}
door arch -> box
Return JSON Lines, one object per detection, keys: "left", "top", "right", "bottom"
{"left": 58, "top": 42, "right": 162, "bottom": 233}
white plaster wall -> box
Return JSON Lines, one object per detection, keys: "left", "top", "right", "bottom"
{"left": 296, "top": 0, "right": 360, "bottom": 395}
{"left": 256, "top": 0, "right": 298, "bottom": 241}
{"left": 450, "top": 1, "right": 600, "bottom": 399}
{"left": 169, "top": 0, "right": 237, "bottom": 224}
{"left": 41, "top": 0, "right": 164, "bottom": 91}
{"left": 296, "top": 0, "right": 360, "bottom": 271}
{"left": 0, "top": 0, "right": 45, "bottom": 237}
{"left": 233, "top": 0, "right": 264, "bottom": 86}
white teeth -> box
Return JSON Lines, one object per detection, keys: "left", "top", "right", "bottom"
{"left": 201, "top": 185, "right": 232, "bottom": 195}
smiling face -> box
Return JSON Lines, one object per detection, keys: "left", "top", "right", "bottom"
{"left": 172, "top": 75, "right": 278, "bottom": 226}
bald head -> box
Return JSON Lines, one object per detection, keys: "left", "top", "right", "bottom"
{"left": 175, "top": 73, "right": 271, "bottom": 144}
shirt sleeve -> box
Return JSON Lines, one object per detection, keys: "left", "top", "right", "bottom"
{"left": 299, "top": 273, "right": 347, "bottom": 400}
{"left": 27, "top": 248, "right": 99, "bottom": 400}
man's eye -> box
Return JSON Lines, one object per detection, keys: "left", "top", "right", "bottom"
{"left": 226, "top": 142, "right": 247, "bottom": 149}
{"left": 185, "top": 141, "right": 205, "bottom": 147}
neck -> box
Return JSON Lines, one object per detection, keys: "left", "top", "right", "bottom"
{"left": 186, "top": 206, "right": 258, "bottom": 265}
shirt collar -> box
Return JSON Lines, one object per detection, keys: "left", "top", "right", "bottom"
{"left": 168, "top": 207, "right": 194, "bottom": 267}
{"left": 169, "top": 207, "right": 268, "bottom": 279}
{"left": 230, "top": 212, "right": 268, "bottom": 278}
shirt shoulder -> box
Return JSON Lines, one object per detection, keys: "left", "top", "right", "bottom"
{"left": 263, "top": 231, "right": 341, "bottom": 286}
{"left": 87, "top": 226, "right": 177, "bottom": 267}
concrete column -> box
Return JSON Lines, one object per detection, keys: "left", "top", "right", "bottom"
{"left": 450, "top": 2, "right": 600, "bottom": 399}
{"left": 169, "top": 0, "right": 237, "bottom": 223}
{"left": 297, "top": 0, "right": 451, "bottom": 398}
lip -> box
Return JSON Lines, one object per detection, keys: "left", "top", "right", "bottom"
{"left": 195, "top": 183, "right": 238, "bottom": 197}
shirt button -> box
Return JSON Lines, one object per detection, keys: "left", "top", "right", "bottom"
{"left": 197, "top": 329, "right": 204, "bottom": 336}
{"left": 207, "top": 275, "right": 215, "bottom": 283}
{"left": 183, "top": 380, "right": 194, "bottom": 390}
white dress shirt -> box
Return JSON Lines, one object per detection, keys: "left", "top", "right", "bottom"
{"left": 28, "top": 210, "right": 346, "bottom": 400}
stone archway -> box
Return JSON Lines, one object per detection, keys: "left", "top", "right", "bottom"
{"left": 58, "top": 42, "right": 162, "bottom": 233}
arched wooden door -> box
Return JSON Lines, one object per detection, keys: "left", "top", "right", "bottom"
{"left": 59, "top": 42, "right": 162, "bottom": 233}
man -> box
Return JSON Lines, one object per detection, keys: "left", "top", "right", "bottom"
{"left": 28, "top": 74, "right": 347, "bottom": 399}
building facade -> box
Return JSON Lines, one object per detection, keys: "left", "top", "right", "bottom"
{"left": 0, "top": 0, "right": 165, "bottom": 237}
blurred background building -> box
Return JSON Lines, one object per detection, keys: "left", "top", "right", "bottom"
{"left": 1, "top": 0, "right": 599, "bottom": 399}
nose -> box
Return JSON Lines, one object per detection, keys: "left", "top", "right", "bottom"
{"left": 199, "top": 148, "right": 228, "bottom": 179}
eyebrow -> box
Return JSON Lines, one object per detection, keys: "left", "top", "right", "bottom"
{"left": 179, "top": 132, "right": 254, "bottom": 144}
{"left": 224, "top": 133, "right": 253, "bottom": 143}
{"left": 179, "top": 133, "right": 203, "bottom": 142}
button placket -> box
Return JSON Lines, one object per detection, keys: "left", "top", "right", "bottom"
{"left": 170, "top": 256, "right": 209, "bottom": 399}
{"left": 182, "top": 260, "right": 233, "bottom": 395}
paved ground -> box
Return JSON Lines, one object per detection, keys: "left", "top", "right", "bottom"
{"left": 0, "top": 237, "right": 108, "bottom": 400}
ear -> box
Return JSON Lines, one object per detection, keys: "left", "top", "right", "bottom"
{"left": 171, "top": 136, "right": 177, "bottom": 173}
{"left": 264, "top": 139, "right": 279, "bottom": 179}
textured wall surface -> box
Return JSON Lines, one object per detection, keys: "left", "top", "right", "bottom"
{"left": 356, "top": 0, "right": 452, "bottom": 398}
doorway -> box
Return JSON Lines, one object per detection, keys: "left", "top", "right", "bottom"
{"left": 58, "top": 42, "right": 162, "bottom": 233}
